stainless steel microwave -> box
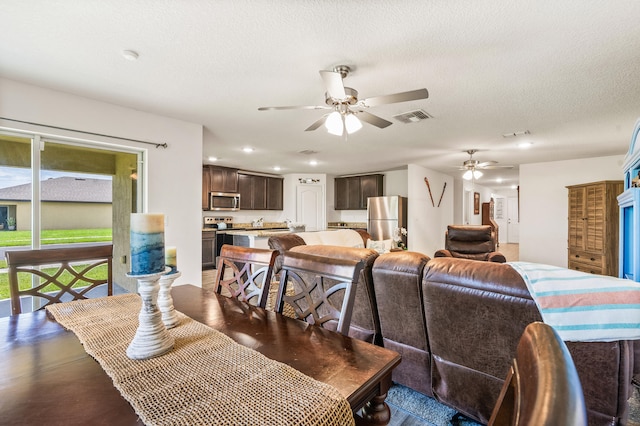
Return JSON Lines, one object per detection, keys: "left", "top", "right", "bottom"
{"left": 209, "top": 192, "right": 240, "bottom": 211}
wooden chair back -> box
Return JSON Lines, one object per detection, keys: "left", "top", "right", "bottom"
{"left": 214, "top": 245, "right": 277, "bottom": 308}
{"left": 6, "top": 244, "right": 113, "bottom": 315}
{"left": 488, "top": 322, "right": 587, "bottom": 426}
{"left": 275, "top": 251, "right": 364, "bottom": 335}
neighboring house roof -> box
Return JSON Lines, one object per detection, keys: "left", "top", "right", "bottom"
{"left": 0, "top": 177, "right": 112, "bottom": 203}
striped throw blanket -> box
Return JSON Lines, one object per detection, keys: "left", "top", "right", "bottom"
{"left": 508, "top": 261, "right": 640, "bottom": 342}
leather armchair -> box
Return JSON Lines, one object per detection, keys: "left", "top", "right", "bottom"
{"left": 434, "top": 225, "right": 506, "bottom": 263}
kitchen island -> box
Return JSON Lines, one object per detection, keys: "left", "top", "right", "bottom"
{"left": 226, "top": 229, "right": 293, "bottom": 249}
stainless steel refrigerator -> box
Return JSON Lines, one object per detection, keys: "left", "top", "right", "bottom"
{"left": 367, "top": 196, "right": 407, "bottom": 244}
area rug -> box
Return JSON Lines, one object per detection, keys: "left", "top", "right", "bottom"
{"left": 386, "top": 384, "right": 481, "bottom": 426}
{"left": 387, "top": 383, "right": 640, "bottom": 426}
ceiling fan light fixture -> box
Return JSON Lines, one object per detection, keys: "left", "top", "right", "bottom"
{"left": 462, "top": 169, "right": 483, "bottom": 180}
{"left": 344, "top": 113, "right": 362, "bottom": 134}
{"left": 325, "top": 111, "right": 343, "bottom": 136}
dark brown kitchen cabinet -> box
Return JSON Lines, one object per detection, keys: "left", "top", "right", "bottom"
{"left": 202, "top": 230, "right": 216, "bottom": 270}
{"left": 266, "top": 177, "right": 283, "bottom": 210}
{"left": 203, "top": 165, "right": 239, "bottom": 210}
{"left": 209, "top": 166, "right": 239, "bottom": 193}
{"left": 335, "top": 174, "right": 383, "bottom": 210}
{"left": 360, "top": 175, "right": 383, "bottom": 208}
{"left": 239, "top": 174, "right": 267, "bottom": 210}
{"left": 202, "top": 166, "right": 211, "bottom": 210}
{"left": 335, "top": 177, "right": 349, "bottom": 210}
{"left": 238, "top": 174, "right": 283, "bottom": 210}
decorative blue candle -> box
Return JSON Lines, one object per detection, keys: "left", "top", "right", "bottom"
{"left": 130, "top": 213, "right": 165, "bottom": 275}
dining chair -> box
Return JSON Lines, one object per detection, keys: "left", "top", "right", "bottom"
{"left": 487, "top": 321, "right": 587, "bottom": 426}
{"left": 275, "top": 250, "right": 365, "bottom": 336}
{"left": 214, "top": 244, "right": 277, "bottom": 308}
{"left": 5, "top": 244, "right": 113, "bottom": 315}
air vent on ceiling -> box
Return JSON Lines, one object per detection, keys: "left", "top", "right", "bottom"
{"left": 393, "top": 109, "right": 432, "bottom": 124}
{"left": 298, "top": 150, "right": 319, "bottom": 155}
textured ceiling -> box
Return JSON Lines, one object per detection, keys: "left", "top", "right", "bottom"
{"left": 2, "top": 1, "right": 640, "bottom": 190}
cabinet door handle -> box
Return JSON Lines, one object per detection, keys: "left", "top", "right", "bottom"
{"left": 575, "top": 254, "right": 580, "bottom": 258}
{"left": 590, "top": 257, "right": 596, "bottom": 261}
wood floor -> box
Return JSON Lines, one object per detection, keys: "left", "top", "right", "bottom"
{"left": 498, "top": 243, "right": 519, "bottom": 262}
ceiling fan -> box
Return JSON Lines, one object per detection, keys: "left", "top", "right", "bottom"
{"left": 458, "top": 149, "right": 514, "bottom": 180}
{"left": 258, "top": 65, "right": 429, "bottom": 136}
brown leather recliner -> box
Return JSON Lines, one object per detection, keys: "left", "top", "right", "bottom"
{"left": 434, "top": 225, "right": 506, "bottom": 263}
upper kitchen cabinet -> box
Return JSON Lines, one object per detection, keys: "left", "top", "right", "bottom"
{"left": 335, "top": 174, "right": 383, "bottom": 210}
{"left": 210, "top": 165, "right": 239, "bottom": 193}
{"left": 266, "top": 176, "right": 283, "bottom": 210}
{"left": 202, "top": 166, "right": 211, "bottom": 210}
{"left": 202, "top": 165, "right": 239, "bottom": 210}
{"left": 238, "top": 173, "right": 283, "bottom": 210}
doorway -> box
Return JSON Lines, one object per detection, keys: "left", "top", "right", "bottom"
{"left": 0, "top": 131, "right": 142, "bottom": 299}
{"left": 507, "top": 196, "right": 520, "bottom": 243}
{"left": 296, "top": 184, "right": 325, "bottom": 231}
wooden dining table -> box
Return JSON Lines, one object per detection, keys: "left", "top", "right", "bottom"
{"left": 0, "top": 284, "right": 401, "bottom": 425}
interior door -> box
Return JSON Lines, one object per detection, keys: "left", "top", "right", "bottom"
{"left": 296, "top": 184, "right": 325, "bottom": 231}
{"left": 507, "top": 196, "right": 520, "bottom": 243}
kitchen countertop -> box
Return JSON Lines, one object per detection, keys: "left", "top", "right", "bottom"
{"left": 226, "top": 229, "right": 292, "bottom": 238}
{"left": 326, "top": 222, "right": 367, "bottom": 229}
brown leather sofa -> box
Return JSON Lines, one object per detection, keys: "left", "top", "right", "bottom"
{"left": 434, "top": 225, "right": 506, "bottom": 262}
{"left": 373, "top": 255, "right": 634, "bottom": 425}
{"left": 371, "top": 251, "right": 432, "bottom": 396}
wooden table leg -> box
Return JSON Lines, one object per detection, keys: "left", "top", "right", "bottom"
{"left": 359, "top": 373, "right": 393, "bottom": 425}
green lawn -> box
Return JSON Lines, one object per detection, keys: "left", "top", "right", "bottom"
{"left": 0, "top": 264, "right": 110, "bottom": 300}
{"left": 0, "top": 228, "right": 112, "bottom": 299}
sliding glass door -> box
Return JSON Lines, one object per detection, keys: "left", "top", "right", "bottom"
{"left": 0, "top": 131, "right": 143, "bottom": 312}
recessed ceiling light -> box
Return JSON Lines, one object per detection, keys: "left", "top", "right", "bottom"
{"left": 496, "top": 178, "right": 503, "bottom": 183}
{"left": 309, "top": 160, "right": 318, "bottom": 166}
{"left": 511, "top": 185, "right": 518, "bottom": 189}
{"left": 242, "top": 147, "right": 254, "bottom": 153}
{"left": 122, "top": 50, "right": 139, "bottom": 61}
{"left": 208, "top": 156, "right": 218, "bottom": 162}
{"left": 273, "top": 166, "right": 281, "bottom": 171}
{"left": 518, "top": 141, "right": 533, "bottom": 149}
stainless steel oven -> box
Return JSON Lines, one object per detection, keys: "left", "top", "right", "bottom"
{"left": 209, "top": 192, "right": 240, "bottom": 211}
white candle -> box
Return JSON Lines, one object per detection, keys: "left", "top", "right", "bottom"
{"left": 130, "top": 213, "right": 165, "bottom": 275}
{"left": 165, "top": 246, "right": 177, "bottom": 274}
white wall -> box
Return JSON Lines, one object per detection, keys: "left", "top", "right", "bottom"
{"left": 520, "top": 155, "right": 624, "bottom": 266}
{"left": 407, "top": 164, "right": 454, "bottom": 257}
{"left": 0, "top": 77, "right": 203, "bottom": 287}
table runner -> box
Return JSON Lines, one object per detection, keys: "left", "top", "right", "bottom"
{"left": 508, "top": 261, "right": 640, "bottom": 342}
{"left": 46, "top": 294, "right": 354, "bottom": 426}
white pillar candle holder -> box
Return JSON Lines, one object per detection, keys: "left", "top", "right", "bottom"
{"left": 126, "top": 268, "right": 174, "bottom": 360}
{"left": 158, "top": 271, "right": 181, "bottom": 329}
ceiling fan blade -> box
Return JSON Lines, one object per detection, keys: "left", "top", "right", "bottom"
{"left": 304, "top": 115, "right": 327, "bottom": 131}
{"left": 258, "top": 105, "right": 330, "bottom": 111}
{"left": 476, "top": 161, "right": 497, "bottom": 168}
{"left": 480, "top": 165, "right": 514, "bottom": 170}
{"left": 356, "top": 111, "right": 393, "bottom": 129}
{"left": 319, "top": 70, "right": 346, "bottom": 100}
{"left": 362, "top": 88, "right": 429, "bottom": 107}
